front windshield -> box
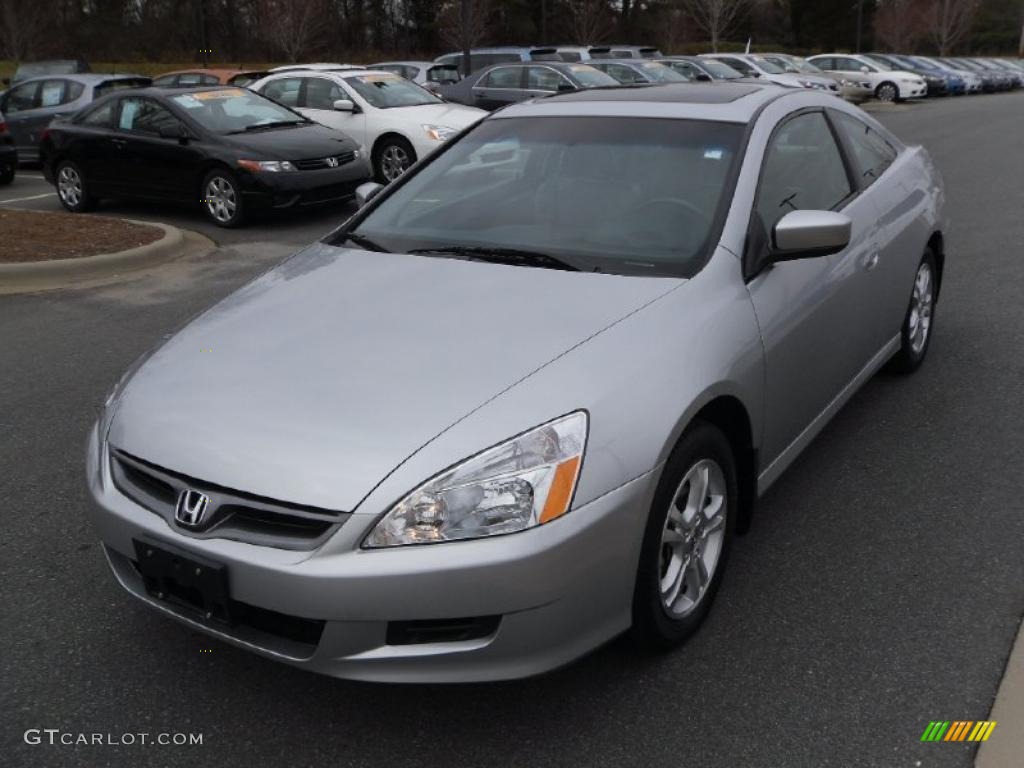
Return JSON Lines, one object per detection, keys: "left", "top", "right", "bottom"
{"left": 170, "top": 88, "right": 306, "bottom": 133}
{"left": 639, "top": 62, "right": 687, "bottom": 82}
{"left": 699, "top": 59, "right": 742, "bottom": 79}
{"left": 340, "top": 116, "right": 743, "bottom": 278}
{"left": 344, "top": 74, "right": 441, "bottom": 108}
{"left": 750, "top": 56, "right": 786, "bottom": 74}
{"left": 568, "top": 64, "right": 618, "bottom": 87}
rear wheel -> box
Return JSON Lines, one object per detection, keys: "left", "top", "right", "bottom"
{"left": 55, "top": 160, "right": 96, "bottom": 212}
{"left": 876, "top": 81, "right": 899, "bottom": 102}
{"left": 0, "top": 161, "right": 14, "bottom": 186}
{"left": 632, "top": 421, "right": 738, "bottom": 650}
{"left": 887, "top": 250, "right": 938, "bottom": 374}
{"left": 201, "top": 169, "right": 244, "bottom": 228}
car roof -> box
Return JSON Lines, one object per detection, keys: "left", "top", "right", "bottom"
{"left": 371, "top": 61, "right": 440, "bottom": 68}
{"left": 261, "top": 68, "right": 395, "bottom": 80}
{"left": 496, "top": 82, "right": 784, "bottom": 122}
{"left": 268, "top": 63, "right": 361, "bottom": 72}
{"left": 154, "top": 68, "right": 251, "bottom": 78}
{"left": 11, "top": 73, "right": 149, "bottom": 86}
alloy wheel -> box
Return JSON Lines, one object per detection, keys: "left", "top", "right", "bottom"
{"left": 58, "top": 165, "right": 83, "bottom": 207}
{"left": 380, "top": 144, "right": 411, "bottom": 181}
{"left": 878, "top": 83, "right": 898, "bottom": 102}
{"left": 908, "top": 261, "right": 933, "bottom": 355}
{"left": 658, "top": 458, "right": 727, "bottom": 617}
{"left": 205, "top": 176, "right": 237, "bottom": 223}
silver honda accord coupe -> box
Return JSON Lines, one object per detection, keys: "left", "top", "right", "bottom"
{"left": 86, "top": 83, "right": 945, "bottom": 682}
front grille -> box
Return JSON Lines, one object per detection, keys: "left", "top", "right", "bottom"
{"left": 294, "top": 151, "right": 356, "bottom": 170}
{"left": 110, "top": 450, "right": 347, "bottom": 550}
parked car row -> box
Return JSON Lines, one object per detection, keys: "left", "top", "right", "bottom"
{"left": 3, "top": 45, "right": 1019, "bottom": 227}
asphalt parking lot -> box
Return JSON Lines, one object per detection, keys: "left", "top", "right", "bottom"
{"left": 2, "top": 92, "right": 1023, "bottom": 768}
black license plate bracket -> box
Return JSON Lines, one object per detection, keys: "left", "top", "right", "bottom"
{"left": 132, "top": 538, "right": 231, "bottom": 624}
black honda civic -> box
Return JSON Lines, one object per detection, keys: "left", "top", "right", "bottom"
{"left": 40, "top": 86, "right": 371, "bottom": 227}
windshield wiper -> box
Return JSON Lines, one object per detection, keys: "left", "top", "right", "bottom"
{"left": 230, "top": 120, "right": 308, "bottom": 133}
{"left": 338, "top": 232, "right": 390, "bottom": 252}
{"left": 408, "top": 246, "right": 580, "bottom": 271}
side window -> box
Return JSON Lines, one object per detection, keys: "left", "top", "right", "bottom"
{"left": 560, "top": 51, "right": 582, "bottom": 62}
{"left": 6, "top": 81, "right": 40, "bottom": 113}
{"left": 481, "top": 67, "right": 522, "bottom": 88}
{"left": 303, "top": 77, "right": 346, "bottom": 109}
{"left": 152, "top": 74, "right": 178, "bottom": 87}
{"left": 261, "top": 77, "right": 302, "bottom": 107}
{"left": 612, "top": 50, "right": 633, "bottom": 58}
{"left": 177, "top": 73, "right": 203, "bottom": 86}
{"left": 832, "top": 111, "right": 897, "bottom": 183}
{"left": 202, "top": 74, "right": 220, "bottom": 85}
{"left": 525, "top": 66, "right": 566, "bottom": 92}
{"left": 835, "top": 58, "right": 862, "bottom": 72}
{"left": 813, "top": 57, "right": 834, "bottom": 71}
{"left": 607, "top": 63, "right": 640, "bottom": 83}
{"left": 119, "top": 97, "right": 181, "bottom": 135}
{"left": 80, "top": 100, "right": 116, "bottom": 127}
{"left": 720, "top": 57, "right": 753, "bottom": 76}
{"left": 671, "top": 61, "right": 698, "bottom": 78}
{"left": 756, "top": 112, "right": 853, "bottom": 232}
{"left": 39, "top": 80, "right": 66, "bottom": 107}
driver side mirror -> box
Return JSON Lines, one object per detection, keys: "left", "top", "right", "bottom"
{"left": 333, "top": 99, "right": 356, "bottom": 112}
{"left": 695, "top": 73, "right": 712, "bottom": 82}
{"left": 772, "top": 210, "right": 851, "bottom": 259}
{"left": 557, "top": 82, "right": 576, "bottom": 92}
{"left": 355, "top": 181, "right": 384, "bottom": 207}
{"left": 744, "top": 209, "right": 851, "bottom": 281}
{"left": 158, "top": 123, "right": 191, "bottom": 142}
{"left": 860, "top": 65, "right": 871, "bottom": 73}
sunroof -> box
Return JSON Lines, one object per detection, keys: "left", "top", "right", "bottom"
{"left": 549, "top": 83, "right": 763, "bottom": 104}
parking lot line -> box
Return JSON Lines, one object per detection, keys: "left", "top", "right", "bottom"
{"left": 0, "top": 192, "right": 56, "bottom": 204}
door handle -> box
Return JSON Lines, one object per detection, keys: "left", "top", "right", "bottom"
{"left": 111, "top": 138, "right": 127, "bottom": 148}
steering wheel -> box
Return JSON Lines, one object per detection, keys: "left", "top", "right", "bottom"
{"left": 616, "top": 197, "right": 713, "bottom": 250}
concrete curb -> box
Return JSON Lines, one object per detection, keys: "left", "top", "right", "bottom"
{"left": 975, "top": 616, "right": 1024, "bottom": 767}
{"left": 0, "top": 218, "right": 194, "bottom": 294}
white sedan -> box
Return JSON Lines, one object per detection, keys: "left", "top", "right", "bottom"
{"left": 807, "top": 54, "right": 928, "bottom": 102}
{"left": 250, "top": 69, "right": 486, "bottom": 182}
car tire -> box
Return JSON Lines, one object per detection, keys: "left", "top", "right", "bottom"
{"left": 887, "top": 249, "right": 938, "bottom": 374}
{"left": 373, "top": 137, "right": 416, "bottom": 183}
{"left": 0, "top": 162, "right": 14, "bottom": 185}
{"left": 55, "top": 160, "right": 96, "bottom": 212}
{"left": 201, "top": 169, "right": 245, "bottom": 228}
{"left": 631, "top": 420, "right": 738, "bottom": 651}
{"left": 876, "top": 81, "right": 899, "bottom": 102}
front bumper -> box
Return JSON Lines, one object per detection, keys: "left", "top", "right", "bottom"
{"left": 236, "top": 159, "right": 372, "bottom": 211}
{"left": 85, "top": 426, "right": 657, "bottom": 682}
{"left": 898, "top": 82, "right": 928, "bottom": 99}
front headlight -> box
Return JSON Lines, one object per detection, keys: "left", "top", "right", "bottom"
{"left": 364, "top": 411, "right": 588, "bottom": 547}
{"left": 237, "top": 159, "right": 297, "bottom": 172}
{"left": 422, "top": 124, "right": 458, "bottom": 142}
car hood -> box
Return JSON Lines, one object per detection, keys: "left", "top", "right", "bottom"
{"left": 219, "top": 124, "right": 358, "bottom": 160}
{"left": 108, "top": 245, "right": 676, "bottom": 511}
{"left": 385, "top": 101, "right": 486, "bottom": 128}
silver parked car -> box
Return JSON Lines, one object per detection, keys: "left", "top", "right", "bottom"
{"left": 86, "top": 83, "right": 945, "bottom": 683}
{"left": 0, "top": 73, "right": 150, "bottom": 162}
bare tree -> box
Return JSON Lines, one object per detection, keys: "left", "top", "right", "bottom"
{"left": 565, "top": 0, "right": 613, "bottom": 43}
{"left": 258, "top": 0, "right": 327, "bottom": 62}
{"left": 921, "top": 0, "right": 981, "bottom": 56}
{"left": 439, "top": 0, "right": 492, "bottom": 51}
{"left": 0, "top": 0, "right": 50, "bottom": 59}
{"left": 682, "top": 0, "right": 750, "bottom": 52}
{"left": 873, "top": 0, "right": 927, "bottom": 52}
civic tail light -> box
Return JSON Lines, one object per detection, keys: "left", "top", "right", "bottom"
{"left": 40, "top": 127, "right": 52, "bottom": 143}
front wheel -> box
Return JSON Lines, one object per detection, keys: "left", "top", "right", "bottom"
{"left": 55, "top": 160, "right": 96, "bottom": 212}
{"left": 887, "top": 250, "right": 938, "bottom": 374}
{"left": 373, "top": 137, "right": 416, "bottom": 183}
{"left": 876, "top": 81, "right": 899, "bottom": 102}
{"left": 0, "top": 161, "right": 14, "bottom": 186}
{"left": 632, "top": 421, "right": 738, "bottom": 650}
{"left": 201, "top": 169, "right": 244, "bottom": 228}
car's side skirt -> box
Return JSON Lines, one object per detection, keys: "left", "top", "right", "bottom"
{"left": 756, "top": 334, "right": 901, "bottom": 496}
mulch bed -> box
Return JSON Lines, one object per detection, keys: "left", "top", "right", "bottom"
{"left": 0, "top": 209, "right": 163, "bottom": 263}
